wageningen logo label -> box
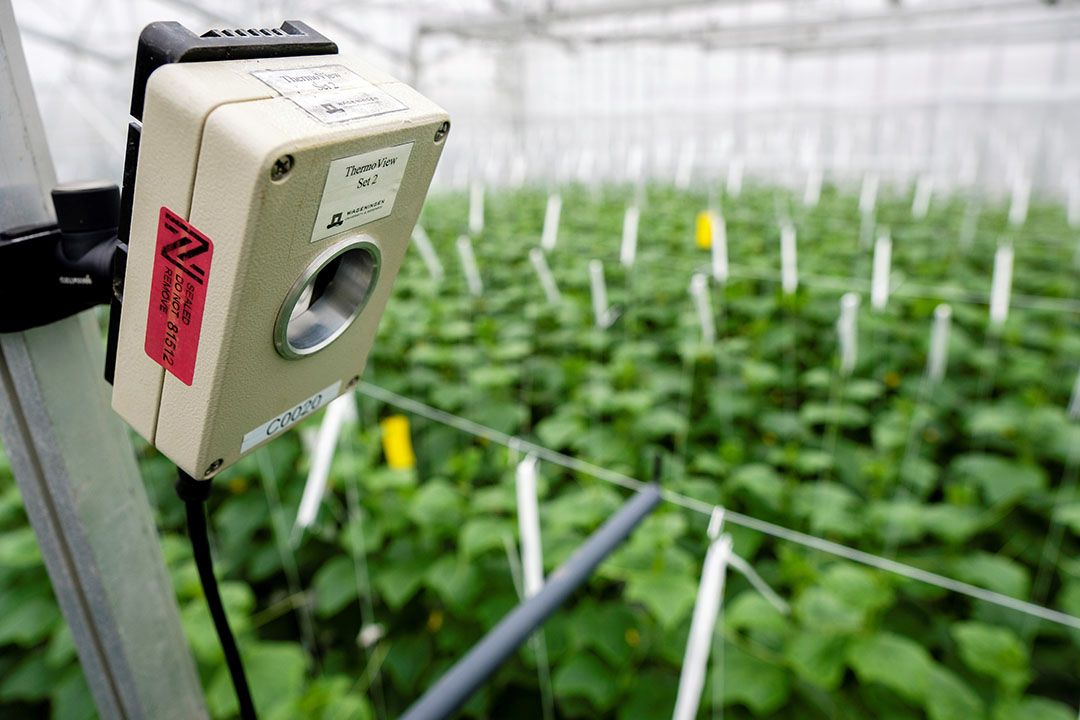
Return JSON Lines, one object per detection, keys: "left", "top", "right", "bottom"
{"left": 160, "top": 209, "right": 211, "bottom": 285}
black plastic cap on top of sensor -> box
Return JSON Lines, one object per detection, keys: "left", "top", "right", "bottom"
{"left": 129, "top": 20, "right": 338, "bottom": 121}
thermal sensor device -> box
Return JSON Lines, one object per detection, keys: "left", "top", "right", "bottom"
{"left": 111, "top": 43, "right": 449, "bottom": 478}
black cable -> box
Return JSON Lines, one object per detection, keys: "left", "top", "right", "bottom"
{"left": 176, "top": 469, "right": 257, "bottom": 720}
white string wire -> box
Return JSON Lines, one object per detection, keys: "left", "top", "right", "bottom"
{"left": 356, "top": 381, "right": 1080, "bottom": 632}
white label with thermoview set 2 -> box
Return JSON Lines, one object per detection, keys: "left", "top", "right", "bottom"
{"left": 250, "top": 65, "right": 407, "bottom": 125}
{"left": 240, "top": 381, "right": 341, "bottom": 453}
{"left": 310, "top": 142, "right": 414, "bottom": 243}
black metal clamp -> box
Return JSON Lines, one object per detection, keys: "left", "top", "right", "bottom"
{"left": 0, "top": 183, "right": 122, "bottom": 334}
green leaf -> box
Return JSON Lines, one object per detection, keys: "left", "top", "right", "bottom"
{"left": 384, "top": 634, "right": 432, "bottom": 693}
{"left": 800, "top": 402, "right": 870, "bottom": 428}
{"left": 719, "top": 640, "right": 791, "bottom": 716}
{"left": 926, "top": 665, "right": 984, "bottom": 720}
{"left": 374, "top": 557, "right": 429, "bottom": 611}
{"left": 794, "top": 587, "right": 863, "bottom": 634}
{"left": 951, "top": 622, "right": 1029, "bottom": 691}
{"left": 51, "top": 669, "right": 95, "bottom": 720}
{"left": 868, "top": 500, "right": 927, "bottom": 545}
{"left": 993, "top": 697, "right": 1076, "bottom": 720}
{"left": 0, "top": 651, "right": 61, "bottom": 701}
{"left": 424, "top": 555, "right": 482, "bottom": 612}
{"left": 950, "top": 454, "right": 1046, "bottom": 506}
{"left": 313, "top": 555, "right": 360, "bottom": 618}
{"left": 0, "top": 526, "right": 42, "bottom": 569}
{"left": 729, "top": 463, "right": 786, "bottom": 511}
{"left": 625, "top": 569, "right": 697, "bottom": 629}
{"left": 922, "top": 505, "right": 985, "bottom": 543}
{"left": 617, "top": 669, "right": 679, "bottom": 720}
{"left": 847, "top": 632, "right": 933, "bottom": 704}
{"left": 208, "top": 642, "right": 307, "bottom": 719}
{"left": 725, "top": 591, "right": 789, "bottom": 635}
{"left": 786, "top": 631, "right": 848, "bottom": 689}
{"left": 408, "top": 480, "right": 465, "bottom": 530}
{"left": 1052, "top": 503, "right": 1080, "bottom": 535}
{"left": 791, "top": 482, "right": 863, "bottom": 537}
{"left": 553, "top": 652, "right": 618, "bottom": 711}
{"left": 0, "top": 593, "right": 60, "bottom": 646}
{"left": 567, "top": 601, "right": 642, "bottom": 667}
{"left": 949, "top": 552, "right": 1030, "bottom": 598}
{"left": 459, "top": 518, "right": 512, "bottom": 558}
{"left": 635, "top": 407, "right": 689, "bottom": 440}
{"left": 821, "top": 564, "right": 894, "bottom": 614}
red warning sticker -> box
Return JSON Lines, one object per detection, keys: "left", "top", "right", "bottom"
{"left": 144, "top": 207, "right": 214, "bottom": 386}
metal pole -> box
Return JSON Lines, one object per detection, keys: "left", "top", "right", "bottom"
{"left": 400, "top": 484, "right": 663, "bottom": 720}
{"left": 0, "top": 4, "right": 206, "bottom": 718}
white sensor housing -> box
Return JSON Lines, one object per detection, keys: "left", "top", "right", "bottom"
{"left": 112, "top": 56, "right": 448, "bottom": 477}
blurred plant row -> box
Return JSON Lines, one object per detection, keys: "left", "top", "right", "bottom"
{"left": 1, "top": 181, "right": 1078, "bottom": 718}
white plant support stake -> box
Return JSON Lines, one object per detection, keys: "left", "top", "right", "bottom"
{"left": 576, "top": 148, "right": 595, "bottom": 184}
{"left": 727, "top": 157, "right": 744, "bottom": 198}
{"left": 871, "top": 233, "right": 892, "bottom": 311}
{"left": 838, "top": 293, "right": 860, "bottom": 376}
{"left": 528, "top": 248, "right": 562, "bottom": 305}
{"left": 689, "top": 274, "right": 716, "bottom": 346}
{"left": 710, "top": 212, "right": 729, "bottom": 284}
{"left": 294, "top": 393, "right": 358, "bottom": 538}
{"left": 989, "top": 243, "right": 1014, "bottom": 328}
{"left": 411, "top": 225, "right": 445, "bottom": 283}
{"left": 509, "top": 154, "right": 527, "bottom": 187}
{"left": 859, "top": 172, "right": 879, "bottom": 218}
{"left": 452, "top": 164, "right": 468, "bottom": 190}
{"left": 926, "top": 304, "right": 952, "bottom": 384}
{"left": 620, "top": 205, "right": 640, "bottom": 268}
{"left": 671, "top": 534, "right": 733, "bottom": 720}
{"left": 1068, "top": 368, "right": 1080, "bottom": 422}
{"left": 515, "top": 454, "right": 545, "bottom": 598}
{"left": 675, "top": 140, "right": 696, "bottom": 189}
{"left": 803, "top": 166, "right": 823, "bottom": 207}
{"left": 483, "top": 156, "right": 500, "bottom": 187}
{"left": 589, "top": 259, "right": 614, "bottom": 329}
{"left": 912, "top": 174, "right": 934, "bottom": 219}
{"left": 1066, "top": 171, "right": 1080, "bottom": 229}
{"left": 456, "top": 235, "right": 484, "bottom": 297}
{"left": 959, "top": 147, "right": 979, "bottom": 187}
{"left": 627, "top": 144, "right": 645, "bottom": 186}
{"left": 540, "top": 193, "right": 562, "bottom": 251}
{"left": 468, "top": 181, "right": 485, "bottom": 235}
{"left": 1008, "top": 173, "right": 1031, "bottom": 227}
{"left": 780, "top": 223, "right": 798, "bottom": 295}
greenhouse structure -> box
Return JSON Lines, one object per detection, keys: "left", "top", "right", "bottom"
{"left": 1, "top": 0, "right": 1079, "bottom": 718}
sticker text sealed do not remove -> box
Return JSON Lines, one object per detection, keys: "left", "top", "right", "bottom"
{"left": 145, "top": 207, "right": 214, "bottom": 385}
{"left": 311, "top": 142, "right": 413, "bottom": 243}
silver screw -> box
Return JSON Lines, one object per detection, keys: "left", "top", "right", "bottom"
{"left": 203, "top": 458, "right": 223, "bottom": 478}
{"left": 434, "top": 121, "right": 450, "bottom": 143}
{"left": 271, "top": 155, "right": 294, "bottom": 181}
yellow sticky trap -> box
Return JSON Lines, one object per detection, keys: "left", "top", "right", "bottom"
{"left": 380, "top": 415, "right": 416, "bottom": 470}
{"left": 695, "top": 211, "right": 713, "bottom": 249}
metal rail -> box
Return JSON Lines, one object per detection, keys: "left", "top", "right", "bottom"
{"left": 0, "top": 2, "right": 206, "bottom": 718}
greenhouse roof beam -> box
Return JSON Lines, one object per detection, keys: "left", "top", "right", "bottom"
{"left": 417, "top": 0, "right": 748, "bottom": 38}
{"left": 565, "top": 10, "right": 1080, "bottom": 51}
{"left": 421, "top": 0, "right": 1077, "bottom": 49}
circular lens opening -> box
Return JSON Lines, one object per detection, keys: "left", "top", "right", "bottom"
{"left": 275, "top": 239, "right": 381, "bottom": 359}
